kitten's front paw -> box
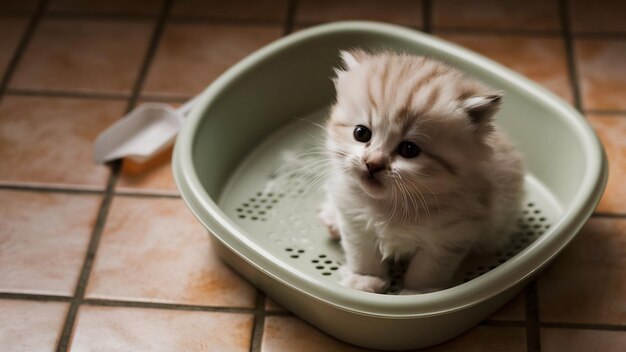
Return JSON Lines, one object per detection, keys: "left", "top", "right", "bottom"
{"left": 339, "top": 267, "right": 389, "bottom": 293}
{"left": 317, "top": 202, "right": 340, "bottom": 240}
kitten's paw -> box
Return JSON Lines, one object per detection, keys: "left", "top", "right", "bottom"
{"left": 317, "top": 202, "right": 340, "bottom": 240}
{"left": 339, "top": 267, "right": 389, "bottom": 293}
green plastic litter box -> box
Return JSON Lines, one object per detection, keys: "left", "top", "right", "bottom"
{"left": 173, "top": 22, "right": 607, "bottom": 350}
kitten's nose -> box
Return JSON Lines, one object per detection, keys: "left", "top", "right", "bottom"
{"left": 366, "top": 161, "right": 385, "bottom": 175}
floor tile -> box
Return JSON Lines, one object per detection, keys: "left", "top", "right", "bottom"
{"left": 295, "top": 0, "right": 423, "bottom": 27}
{"left": 538, "top": 218, "right": 626, "bottom": 325}
{"left": 85, "top": 196, "right": 257, "bottom": 307}
{"left": 576, "top": 39, "right": 626, "bottom": 110}
{"left": 0, "top": 96, "right": 124, "bottom": 189}
{"left": 488, "top": 292, "right": 526, "bottom": 321}
{"left": 569, "top": 0, "right": 626, "bottom": 33}
{"left": 432, "top": 0, "right": 560, "bottom": 31}
{"left": 10, "top": 19, "right": 152, "bottom": 94}
{"left": 70, "top": 305, "right": 253, "bottom": 351}
{"left": 142, "top": 23, "right": 282, "bottom": 98}
{"left": 171, "top": 0, "right": 288, "bottom": 21}
{"left": 48, "top": 0, "right": 163, "bottom": 16}
{"left": 428, "top": 326, "right": 526, "bottom": 352}
{"left": 439, "top": 33, "right": 573, "bottom": 102}
{"left": 588, "top": 115, "right": 626, "bottom": 214}
{"left": 0, "top": 300, "right": 69, "bottom": 351}
{"left": 0, "top": 18, "right": 28, "bottom": 78}
{"left": 0, "top": 191, "right": 100, "bottom": 296}
{"left": 262, "top": 316, "right": 526, "bottom": 351}
{"left": 262, "top": 316, "right": 370, "bottom": 352}
{"left": 541, "top": 328, "right": 626, "bottom": 352}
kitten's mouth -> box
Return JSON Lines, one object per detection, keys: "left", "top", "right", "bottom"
{"left": 361, "top": 172, "right": 383, "bottom": 188}
{"left": 357, "top": 171, "right": 387, "bottom": 198}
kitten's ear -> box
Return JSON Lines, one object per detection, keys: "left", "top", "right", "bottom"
{"left": 339, "top": 49, "right": 366, "bottom": 71}
{"left": 462, "top": 94, "right": 502, "bottom": 124}
{"left": 334, "top": 49, "right": 366, "bottom": 84}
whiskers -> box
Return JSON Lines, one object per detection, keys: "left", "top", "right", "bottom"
{"left": 264, "top": 144, "right": 351, "bottom": 209}
{"left": 389, "top": 171, "right": 439, "bottom": 225}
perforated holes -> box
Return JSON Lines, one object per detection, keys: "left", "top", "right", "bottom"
{"left": 235, "top": 190, "right": 284, "bottom": 221}
{"left": 312, "top": 254, "right": 340, "bottom": 277}
{"left": 285, "top": 247, "right": 304, "bottom": 259}
{"left": 464, "top": 201, "right": 554, "bottom": 284}
{"left": 515, "top": 203, "right": 552, "bottom": 244}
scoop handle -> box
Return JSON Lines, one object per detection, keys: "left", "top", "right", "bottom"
{"left": 176, "top": 95, "right": 200, "bottom": 117}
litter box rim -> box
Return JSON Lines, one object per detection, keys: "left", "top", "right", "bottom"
{"left": 173, "top": 21, "right": 607, "bottom": 319}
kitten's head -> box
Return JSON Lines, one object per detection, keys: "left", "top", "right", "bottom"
{"left": 327, "top": 50, "right": 501, "bottom": 202}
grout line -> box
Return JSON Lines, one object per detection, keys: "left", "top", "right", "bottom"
{"left": 431, "top": 27, "right": 562, "bottom": 37}
{"left": 55, "top": 161, "right": 121, "bottom": 352}
{"left": 249, "top": 291, "right": 267, "bottom": 352}
{"left": 43, "top": 11, "right": 157, "bottom": 22}
{"left": 168, "top": 16, "right": 285, "bottom": 27}
{"left": 7, "top": 87, "right": 211, "bottom": 103}
{"left": 525, "top": 282, "right": 542, "bottom": 352}
{"left": 483, "top": 318, "right": 626, "bottom": 332}
{"left": 0, "top": 11, "right": 35, "bottom": 18}
{"left": 0, "top": 0, "right": 47, "bottom": 105}
{"left": 3, "top": 292, "right": 626, "bottom": 331}
{"left": 83, "top": 298, "right": 258, "bottom": 314}
{"left": 559, "top": 0, "right": 584, "bottom": 112}
{"left": 481, "top": 320, "right": 526, "bottom": 327}
{"left": 0, "top": 292, "right": 73, "bottom": 302}
{"left": 0, "top": 184, "right": 105, "bottom": 195}
{"left": 19, "top": 8, "right": 626, "bottom": 39}
{"left": 0, "top": 291, "right": 290, "bottom": 317}
{"left": 0, "top": 184, "right": 187, "bottom": 199}
{"left": 5, "top": 87, "right": 129, "bottom": 100}
{"left": 585, "top": 109, "right": 626, "bottom": 117}
{"left": 113, "top": 191, "right": 181, "bottom": 199}
{"left": 572, "top": 32, "right": 626, "bottom": 40}
{"left": 0, "top": 184, "right": 185, "bottom": 199}
{"left": 540, "top": 322, "right": 626, "bottom": 332}
{"left": 422, "top": 0, "right": 432, "bottom": 34}
{"left": 283, "top": 0, "right": 297, "bottom": 35}
{"left": 55, "top": 2, "right": 173, "bottom": 350}
{"left": 0, "top": 10, "right": 35, "bottom": 21}
{"left": 124, "top": 0, "right": 172, "bottom": 114}
{"left": 434, "top": 27, "right": 626, "bottom": 39}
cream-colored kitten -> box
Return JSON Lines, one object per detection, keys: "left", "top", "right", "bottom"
{"left": 318, "top": 50, "right": 524, "bottom": 294}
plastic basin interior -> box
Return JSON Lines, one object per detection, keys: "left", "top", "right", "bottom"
{"left": 173, "top": 22, "right": 607, "bottom": 350}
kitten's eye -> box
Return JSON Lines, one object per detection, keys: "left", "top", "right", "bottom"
{"left": 353, "top": 125, "right": 371, "bottom": 143}
{"left": 397, "top": 141, "right": 421, "bottom": 158}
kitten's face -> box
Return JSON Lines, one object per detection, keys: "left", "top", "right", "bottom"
{"left": 327, "top": 51, "right": 501, "bottom": 203}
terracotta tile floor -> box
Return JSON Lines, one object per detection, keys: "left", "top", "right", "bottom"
{"left": 0, "top": 1, "right": 624, "bottom": 351}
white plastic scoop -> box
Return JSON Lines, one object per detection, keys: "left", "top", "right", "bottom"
{"left": 93, "top": 96, "right": 198, "bottom": 164}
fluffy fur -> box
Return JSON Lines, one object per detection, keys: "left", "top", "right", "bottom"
{"left": 319, "top": 50, "right": 524, "bottom": 294}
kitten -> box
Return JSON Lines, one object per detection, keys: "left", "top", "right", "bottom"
{"left": 318, "top": 50, "right": 524, "bottom": 294}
